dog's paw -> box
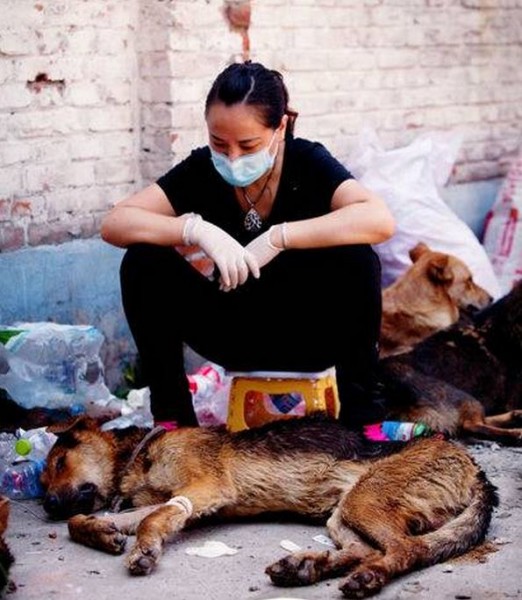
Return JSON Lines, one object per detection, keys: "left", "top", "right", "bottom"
{"left": 266, "top": 553, "right": 322, "bottom": 586}
{"left": 339, "top": 565, "right": 386, "bottom": 598}
{"left": 126, "top": 543, "right": 161, "bottom": 576}
{"left": 68, "top": 515, "right": 127, "bottom": 555}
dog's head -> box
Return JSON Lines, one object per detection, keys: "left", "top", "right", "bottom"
{"left": 409, "top": 242, "right": 492, "bottom": 312}
{"left": 41, "top": 416, "right": 117, "bottom": 520}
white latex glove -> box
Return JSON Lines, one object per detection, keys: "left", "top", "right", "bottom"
{"left": 183, "top": 214, "right": 260, "bottom": 291}
{"left": 244, "top": 224, "right": 287, "bottom": 270}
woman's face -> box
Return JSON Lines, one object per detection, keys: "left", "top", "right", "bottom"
{"left": 206, "top": 102, "right": 286, "bottom": 161}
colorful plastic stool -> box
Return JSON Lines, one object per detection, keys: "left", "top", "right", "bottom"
{"left": 226, "top": 368, "right": 340, "bottom": 432}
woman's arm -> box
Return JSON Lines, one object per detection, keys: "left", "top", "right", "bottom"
{"left": 101, "top": 183, "right": 260, "bottom": 289}
{"left": 272, "top": 179, "right": 395, "bottom": 249}
{"left": 100, "top": 184, "right": 189, "bottom": 248}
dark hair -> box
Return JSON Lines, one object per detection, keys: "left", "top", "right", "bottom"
{"left": 205, "top": 61, "right": 298, "bottom": 137}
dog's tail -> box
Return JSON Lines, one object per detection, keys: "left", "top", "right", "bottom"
{"left": 417, "top": 468, "right": 498, "bottom": 566}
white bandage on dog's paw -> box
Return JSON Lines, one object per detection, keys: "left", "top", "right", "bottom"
{"left": 166, "top": 495, "right": 193, "bottom": 517}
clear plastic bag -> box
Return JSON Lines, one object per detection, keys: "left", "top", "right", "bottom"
{"left": 0, "top": 322, "right": 114, "bottom": 410}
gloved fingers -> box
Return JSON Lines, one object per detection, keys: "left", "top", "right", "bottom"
{"left": 214, "top": 258, "right": 236, "bottom": 291}
{"left": 218, "top": 253, "right": 259, "bottom": 292}
{"left": 244, "top": 251, "right": 261, "bottom": 280}
{"left": 235, "top": 265, "right": 247, "bottom": 287}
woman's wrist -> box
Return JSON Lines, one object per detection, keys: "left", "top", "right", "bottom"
{"left": 269, "top": 222, "right": 289, "bottom": 250}
{"left": 181, "top": 213, "right": 202, "bottom": 245}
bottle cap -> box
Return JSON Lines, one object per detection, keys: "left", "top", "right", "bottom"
{"left": 15, "top": 438, "right": 33, "bottom": 456}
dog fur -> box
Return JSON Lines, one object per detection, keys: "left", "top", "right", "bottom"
{"left": 380, "top": 280, "right": 522, "bottom": 445}
{"left": 380, "top": 242, "right": 492, "bottom": 358}
{"left": 41, "top": 415, "right": 497, "bottom": 598}
{"left": 0, "top": 496, "right": 14, "bottom": 596}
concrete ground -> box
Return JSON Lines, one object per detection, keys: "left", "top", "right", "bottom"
{"left": 5, "top": 441, "right": 522, "bottom": 600}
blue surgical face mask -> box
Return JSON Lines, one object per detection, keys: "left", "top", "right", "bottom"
{"left": 210, "top": 131, "right": 278, "bottom": 188}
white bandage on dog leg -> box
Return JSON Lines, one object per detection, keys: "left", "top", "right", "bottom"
{"left": 166, "top": 495, "right": 194, "bottom": 517}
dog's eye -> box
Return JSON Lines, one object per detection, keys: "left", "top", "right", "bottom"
{"left": 54, "top": 456, "right": 66, "bottom": 472}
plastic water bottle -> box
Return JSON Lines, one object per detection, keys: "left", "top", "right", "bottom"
{"left": 381, "top": 421, "right": 431, "bottom": 441}
{"left": 188, "top": 363, "right": 230, "bottom": 426}
{"left": 14, "top": 427, "right": 57, "bottom": 460}
{"left": 0, "top": 458, "right": 47, "bottom": 500}
{"left": 364, "top": 421, "right": 432, "bottom": 442}
{"left": 187, "top": 363, "right": 226, "bottom": 399}
{"left": 0, "top": 427, "right": 57, "bottom": 500}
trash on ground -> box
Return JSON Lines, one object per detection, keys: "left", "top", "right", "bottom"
{"left": 0, "top": 322, "right": 115, "bottom": 411}
{"left": 184, "top": 540, "right": 238, "bottom": 558}
{"left": 279, "top": 539, "right": 301, "bottom": 552}
{"left": 312, "top": 534, "right": 336, "bottom": 547}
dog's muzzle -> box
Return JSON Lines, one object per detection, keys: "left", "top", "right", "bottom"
{"left": 43, "top": 482, "right": 99, "bottom": 520}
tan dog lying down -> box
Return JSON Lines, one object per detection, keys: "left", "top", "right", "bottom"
{"left": 41, "top": 416, "right": 497, "bottom": 598}
{"left": 380, "top": 242, "right": 491, "bottom": 357}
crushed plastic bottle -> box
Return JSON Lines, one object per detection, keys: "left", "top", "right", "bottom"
{"left": 14, "top": 427, "right": 57, "bottom": 461}
{"left": 363, "top": 420, "right": 432, "bottom": 442}
{"left": 0, "top": 459, "right": 47, "bottom": 500}
{"left": 189, "top": 363, "right": 230, "bottom": 426}
{"left": 187, "top": 363, "right": 226, "bottom": 399}
{"left": 0, "top": 427, "right": 57, "bottom": 500}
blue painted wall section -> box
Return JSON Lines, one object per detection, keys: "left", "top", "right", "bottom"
{"left": 441, "top": 179, "right": 501, "bottom": 241}
{"left": 0, "top": 238, "right": 133, "bottom": 389}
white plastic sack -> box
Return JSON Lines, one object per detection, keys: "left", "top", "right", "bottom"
{"left": 482, "top": 151, "right": 522, "bottom": 295}
{"left": 347, "top": 128, "right": 502, "bottom": 299}
{"left": 0, "top": 322, "right": 114, "bottom": 410}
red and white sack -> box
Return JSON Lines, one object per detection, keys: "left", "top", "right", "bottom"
{"left": 483, "top": 152, "right": 522, "bottom": 295}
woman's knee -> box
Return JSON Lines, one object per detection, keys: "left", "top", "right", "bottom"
{"left": 120, "top": 244, "right": 192, "bottom": 291}
{"left": 121, "top": 243, "right": 174, "bottom": 276}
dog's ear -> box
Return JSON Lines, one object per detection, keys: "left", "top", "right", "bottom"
{"left": 47, "top": 415, "right": 98, "bottom": 436}
{"left": 427, "top": 255, "right": 454, "bottom": 284}
{"left": 409, "top": 242, "right": 430, "bottom": 263}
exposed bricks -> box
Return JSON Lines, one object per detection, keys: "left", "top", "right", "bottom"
{"left": 0, "top": 0, "right": 521, "bottom": 252}
{"left": 26, "top": 73, "right": 65, "bottom": 95}
{"left": 0, "top": 225, "right": 24, "bottom": 251}
{"left": 223, "top": 0, "right": 251, "bottom": 61}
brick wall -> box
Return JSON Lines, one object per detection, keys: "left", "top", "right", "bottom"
{"left": 0, "top": 0, "right": 140, "bottom": 250}
{"left": 1, "top": 0, "right": 521, "bottom": 252}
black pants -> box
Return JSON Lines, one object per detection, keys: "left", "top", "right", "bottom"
{"left": 120, "top": 243, "right": 383, "bottom": 427}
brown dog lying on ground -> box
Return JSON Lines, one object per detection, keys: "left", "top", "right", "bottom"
{"left": 380, "top": 280, "right": 522, "bottom": 445}
{"left": 41, "top": 415, "right": 497, "bottom": 598}
{"left": 0, "top": 496, "right": 14, "bottom": 595}
{"left": 380, "top": 242, "right": 492, "bottom": 357}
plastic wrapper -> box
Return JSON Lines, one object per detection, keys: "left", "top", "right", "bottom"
{"left": 483, "top": 150, "right": 522, "bottom": 295}
{"left": 0, "top": 322, "right": 115, "bottom": 411}
{"left": 347, "top": 127, "right": 501, "bottom": 299}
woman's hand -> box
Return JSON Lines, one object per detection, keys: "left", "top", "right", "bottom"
{"left": 183, "top": 214, "right": 260, "bottom": 291}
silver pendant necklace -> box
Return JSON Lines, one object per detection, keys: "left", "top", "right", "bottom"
{"left": 241, "top": 169, "right": 273, "bottom": 232}
{"left": 243, "top": 192, "right": 264, "bottom": 232}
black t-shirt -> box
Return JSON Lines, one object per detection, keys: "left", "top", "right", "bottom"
{"left": 156, "top": 136, "right": 353, "bottom": 245}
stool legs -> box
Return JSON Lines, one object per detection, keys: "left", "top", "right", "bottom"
{"left": 227, "top": 375, "right": 340, "bottom": 432}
